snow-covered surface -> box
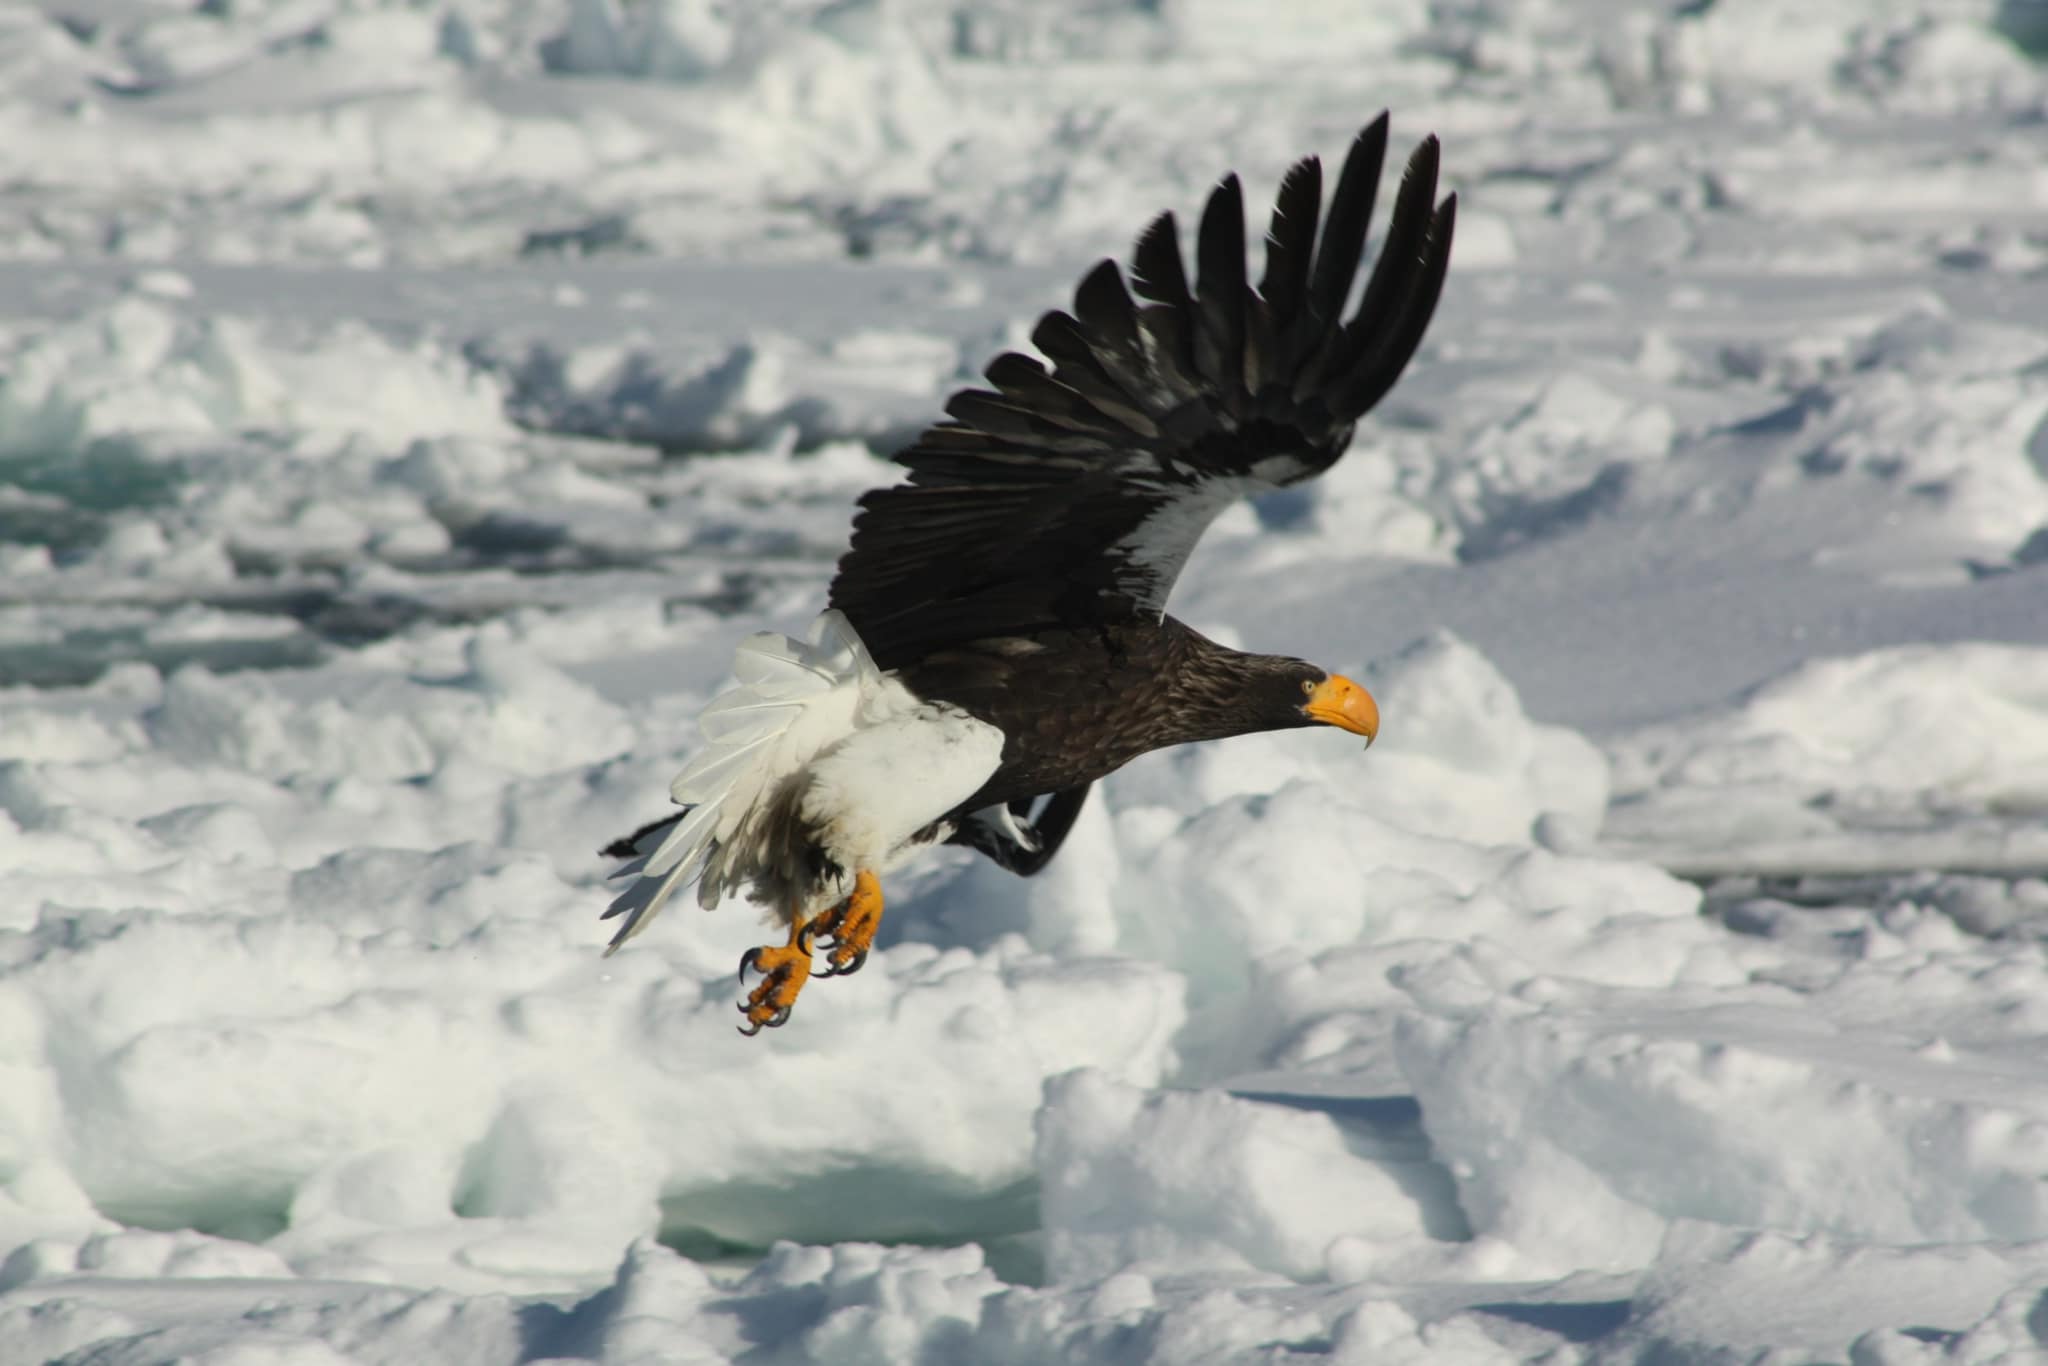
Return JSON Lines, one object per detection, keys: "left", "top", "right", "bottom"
{"left": 4, "top": 0, "right": 2048, "bottom": 1361}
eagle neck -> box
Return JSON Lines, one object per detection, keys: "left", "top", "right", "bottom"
{"left": 1158, "top": 620, "right": 1311, "bottom": 745}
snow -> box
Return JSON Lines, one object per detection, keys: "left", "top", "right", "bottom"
{"left": 2, "top": 0, "right": 2048, "bottom": 1361}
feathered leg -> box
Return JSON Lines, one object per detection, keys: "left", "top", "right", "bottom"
{"left": 737, "top": 913, "right": 814, "bottom": 1035}
{"left": 812, "top": 870, "right": 883, "bottom": 978}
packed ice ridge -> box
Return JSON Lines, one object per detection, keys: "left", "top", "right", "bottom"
{"left": 2, "top": 0, "right": 2048, "bottom": 1362}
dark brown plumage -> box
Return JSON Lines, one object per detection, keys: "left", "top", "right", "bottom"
{"left": 900, "top": 620, "right": 1329, "bottom": 812}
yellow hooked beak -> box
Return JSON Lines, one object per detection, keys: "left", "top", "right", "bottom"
{"left": 1303, "top": 673, "right": 1379, "bottom": 746}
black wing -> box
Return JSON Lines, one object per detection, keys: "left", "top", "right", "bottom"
{"left": 829, "top": 115, "right": 1456, "bottom": 670}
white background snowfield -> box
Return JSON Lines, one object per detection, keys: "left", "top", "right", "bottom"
{"left": 3, "top": 1, "right": 2048, "bottom": 1362}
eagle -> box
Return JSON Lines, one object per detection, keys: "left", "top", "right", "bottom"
{"left": 601, "top": 115, "right": 1456, "bottom": 1034}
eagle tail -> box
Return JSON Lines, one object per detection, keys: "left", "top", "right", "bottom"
{"left": 598, "top": 610, "right": 879, "bottom": 955}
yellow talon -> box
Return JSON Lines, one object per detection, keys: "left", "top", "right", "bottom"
{"left": 732, "top": 872, "right": 882, "bottom": 1035}
{"left": 737, "top": 915, "right": 813, "bottom": 1035}
{"left": 814, "top": 870, "right": 883, "bottom": 978}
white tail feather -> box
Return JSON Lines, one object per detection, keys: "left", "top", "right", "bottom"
{"left": 601, "top": 610, "right": 881, "bottom": 954}
{"left": 731, "top": 631, "right": 841, "bottom": 686}
{"left": 668, "top": 737, "right": 775, "bottom": 805}
{"left": 810, "top": 610, "right": 882, "bottom": 687}
{"left": 697, "top": 701, "right": 807, "bottom": 747}
{"left": 639, "top": 799, "right": 722, "bottom": 880}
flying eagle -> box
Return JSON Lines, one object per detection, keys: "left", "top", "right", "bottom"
{"left": 602, "top": 115, "right": 1456, "bottom": 1033}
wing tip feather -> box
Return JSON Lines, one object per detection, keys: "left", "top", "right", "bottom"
{"left": 826, "top": 116, "right": 1456, "bottom": 661}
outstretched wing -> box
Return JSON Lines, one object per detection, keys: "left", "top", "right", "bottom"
{"left": 829, "top": 115, "right": 1457, "bottom": 670}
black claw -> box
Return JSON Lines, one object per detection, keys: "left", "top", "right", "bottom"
{"left": 737, "top": 1002, "right": 792, "bottom": 1036}
{"left": 819, "top": 947, "right": 868, "bottom": 979}
{"left": 738, "top": 947, "right": 762, "bottom": 983}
